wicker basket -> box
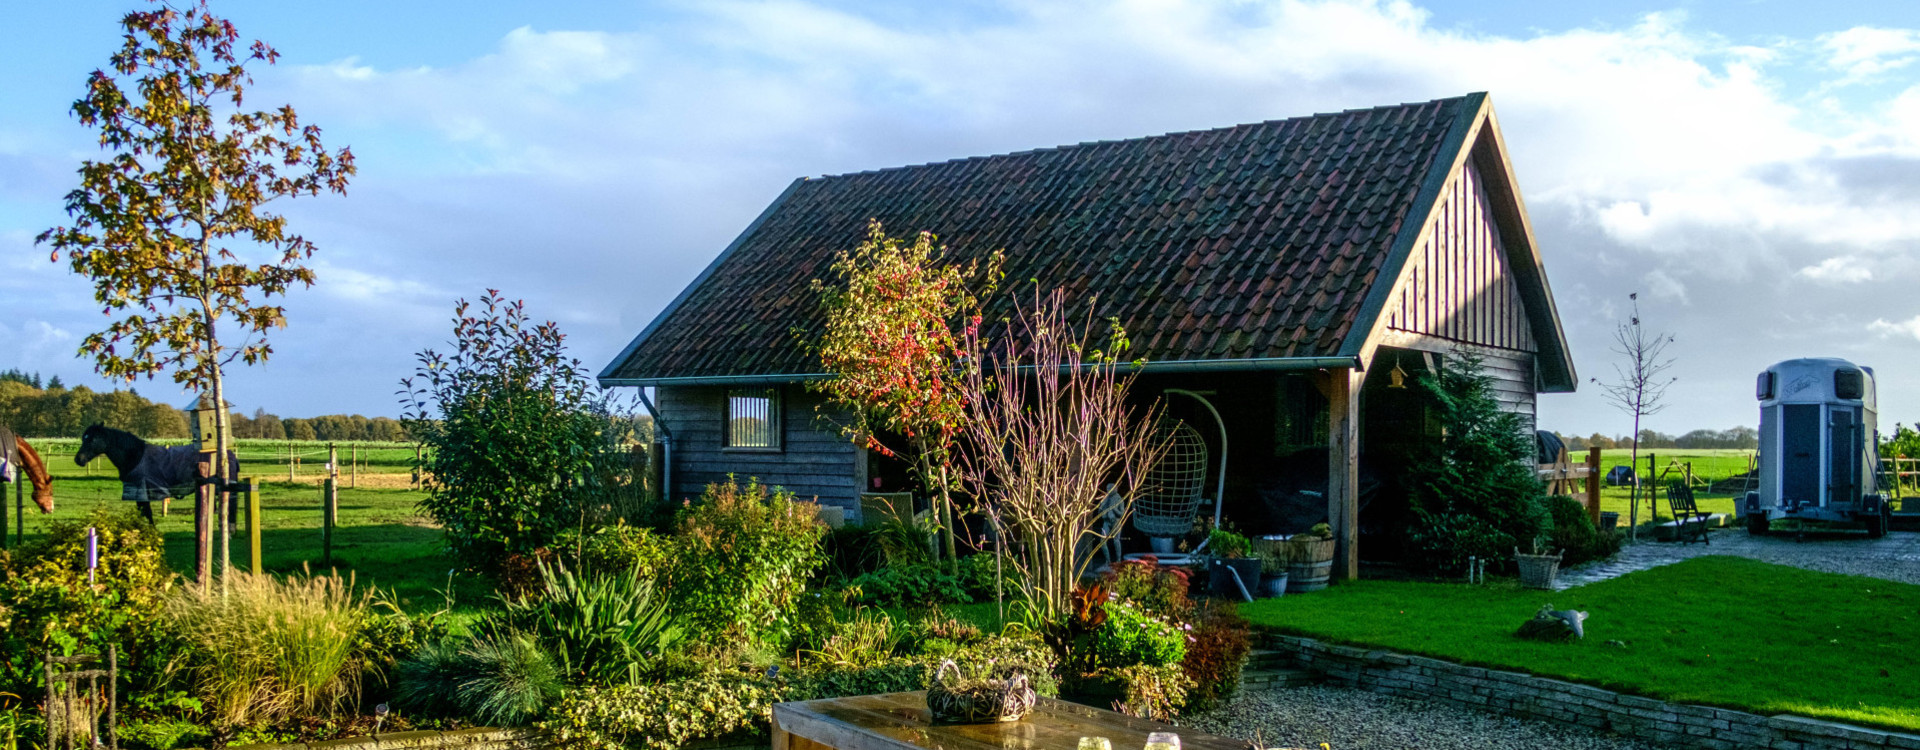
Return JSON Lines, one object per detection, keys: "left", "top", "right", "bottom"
{"left": 1515, "top": 548, "right": 1563, "bottom": 590}
{"left": 926, "top": 660, "right": 1036, "bottom": 724}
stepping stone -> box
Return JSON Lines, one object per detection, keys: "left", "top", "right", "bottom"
{"left": 1242, "top": 668, "right": 1319, "bottom": 690}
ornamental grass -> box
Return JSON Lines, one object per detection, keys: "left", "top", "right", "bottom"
{"left": 165, "top": 571, "right": 370, "bottom": 731}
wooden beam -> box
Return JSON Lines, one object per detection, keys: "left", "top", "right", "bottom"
{"left": 1327, "top": 368, "right": 1362, "bottom": 580}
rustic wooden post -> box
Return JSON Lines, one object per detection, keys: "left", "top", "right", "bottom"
{"left": 195, "top": 461, "right": 212, "bottom": 592}
{"left": 246, "top": 477, "right": 261, "bottom": 575}
{"left": 1647, "top": 452, "right": 1658, "bottom": 523}
{"left": 1587, "top": 445, "right": 1602, "bottom": 527}
{"left": 351, "top": 444, "right": 359, "bottom": 489}
{"left": 1327, "top": 369, "right": 1361, "bottom": 581}
{"left": 5, "top": 475, "right": 15, "bottom": 549}
{"left": 288, "top": 439, "right": 295, "bottom": 482}
{"left": 323, "top": 444, "right": 337, "bottom": 566}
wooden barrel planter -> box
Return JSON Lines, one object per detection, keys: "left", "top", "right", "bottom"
{"left": 1285, "top": 537, "right": 1335, "bottom": 593}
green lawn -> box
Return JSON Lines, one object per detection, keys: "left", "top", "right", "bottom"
{"left": 1586, "top": 448, "right": 1755, "bottom": 521}
{"left": 5, "top": 439, "right": 489, "bottom": 618}
{"left": 1241, "top": 556, "right": 1920, "bottom": 731}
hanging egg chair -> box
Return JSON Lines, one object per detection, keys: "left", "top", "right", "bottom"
{"left": 1133, "top": 418, "right": 1208, "bottom": 542}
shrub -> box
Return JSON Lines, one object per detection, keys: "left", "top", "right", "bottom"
{"left": 1548, "top": 495, "right": 1622, "bottom": 566}
{"left": 540, "top": 670, "right": 795, "bottom": 750}
{"left": 911, "top": 608, "right": 982, "bottom": 645}
{"left": 402, "top": 291, "right": 642, "bottom": 574}
{"left": 1206, "top": 528, "right": 1251, "bottom": 558}
{"left": 955, "top": 553, "right": 1021, "bottom": 601}
{"left": 844, "top": 564, "right": 969, "bottom": 607}
{"left": 1401, "top": 350, "right": 1551, "bottom": 574}
{"left": 1088, "top": 602, "right": 1187, "bottom": 669}
{"left": 1105, "top": 663, "right": 1191, "bottom": 721}
{"left": 802, "top": 608, "right": 902, "bottom": 668}
{"left": 164, "top": 571, "right": 369, "bottom": 733}
{"left": 1101, "top": 557, "right": 1193, "bottom": 621}
{"left": 569, "top": 523, "right": 673, "bottom": 580}
{"left": 455, "top": 634, "right": 563, "bottom": 726}
{"left": 479, "top": 560, "right": 680, "bottom": 686}
{"left": 0, "top": 510, "right": 174, "bottom": 697}
{"left": 1179, "top": 602, "right": 1251, "bottom": 712}
{"left": 669, "top": 477, "right": 826, "bottom": 655}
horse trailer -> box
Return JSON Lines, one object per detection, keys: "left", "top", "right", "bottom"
{"left": 1745, "top": 357, "right": 1891, "bottom": 537}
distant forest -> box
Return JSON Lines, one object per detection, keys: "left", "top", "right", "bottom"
{"left": 0, "top": 369, "right": 408, "bottom": 441}
{"left": 1560, "top": 427, "right": 1759, "bottom": 452}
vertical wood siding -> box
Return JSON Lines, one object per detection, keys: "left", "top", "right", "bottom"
{"left": 1383, "top": 161, "right": 1537, "bottom": 353}
{"left": 657, "top": 385, "right": 862, "bottom": 514}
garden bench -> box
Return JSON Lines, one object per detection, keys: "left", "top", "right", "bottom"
{"left": 772, "top": 691, "right": 1248, "bottom": 750}
{"left": 1665, "top": 482, "right": 1710, "bottom": 545}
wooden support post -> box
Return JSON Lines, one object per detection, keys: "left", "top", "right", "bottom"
{"left": 195, "top": 461, "right": 212, "bottom": 592}
{"left": 289, "top": 439, "right": 296, "bottom": 482}
{"left": 351, "top": 444, "right": 358, "bottom": 489}
{"left": 323, "top": 445, "right": 338, "bottom": 567}
{"left": 1327, "top": 368, "right": 1361, "bottom": 581}
{"left": 1587, "top": 446, "right": 1603, "bottom": 527}
{"left": 246, "top": 477, "right": 261, "bottom": 575}
{"left": 14, "top": 470, "right": 22, "bottom": 547}
{"left": 1647, "top": 452, "right": 1658, "bottom": 523}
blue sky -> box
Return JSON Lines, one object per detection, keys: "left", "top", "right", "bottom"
{"left": 5, "top": 0, "right": 1920, "bottom": 438}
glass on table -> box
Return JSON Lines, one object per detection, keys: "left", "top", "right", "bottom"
{"left": 1077, "top": 738, "right": 1113, "bottom": 750}
{"left": 1144, "top": 732, "right": 1180, "bottom": 750}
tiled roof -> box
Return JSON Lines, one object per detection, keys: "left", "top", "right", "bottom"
{"left": 604, "top": 94, "right": 1480, "bottom": 383}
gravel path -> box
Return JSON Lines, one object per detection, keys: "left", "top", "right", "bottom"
{"left": 1555, "top": 529, "right": 1920, "bottom": 589}
{"left": 1182, "top": 686, "right": 1660, "bottom": 750}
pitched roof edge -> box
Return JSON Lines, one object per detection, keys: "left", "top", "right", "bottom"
{"left": 1470, "top": 109, "right": 1579, "bottom": 392}
{"left": 1337, "top": 92, "right": 1488, "bottom": 363}
{"left": 602, "top": 355, "right": 1362, "bottom": 387}
{"left": 597, "top": 178, "right": 809, "bottom": 386}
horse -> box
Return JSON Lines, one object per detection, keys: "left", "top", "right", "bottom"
{"left": 75, "top": 423, "right": 238, "bottom": 523}
{"left": 0, "top": 424, "right": 55, "bottom": 514}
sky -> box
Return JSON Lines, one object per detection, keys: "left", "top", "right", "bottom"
{"left": 4, "top": 0, "right": 1920, "bottom": 438}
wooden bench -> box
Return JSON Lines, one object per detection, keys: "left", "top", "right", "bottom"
{"left": 1665, "top": 482, "right": 1711, "bottom": 545}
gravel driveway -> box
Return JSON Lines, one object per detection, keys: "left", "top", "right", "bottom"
{"left": 1183, "top": 686, "right": 1660, "bottom": 750}
{"left": 1555, "top": 529, "right": 1920, "bottom": 589}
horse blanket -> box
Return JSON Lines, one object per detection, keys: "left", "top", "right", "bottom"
{"left": 123, "top": 444, "right": 239, "bottom": 502}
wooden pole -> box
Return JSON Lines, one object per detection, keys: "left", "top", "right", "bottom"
{"left": 289, "top": 439, "right": 295, "bottom": 482}
{"left": 352, "top": 444, "right": 359, "bottom": 489}
{"left": 1327, "top": 369, "right": 1361, "bottom": 581}
{"left": 14, "top": 470, "right": 22, "bottom": 547}
{"left": 247, "top": 477, "right": 261, "bottom": 575}
{"left": 195, "top": 461, "right": 212, "bottom": 592}
{"left": 323, "top": 444, "right": 337, "bottom": 567}
{"left": 1647, "top": 452, "right": 1658, "bottom": 523}
{"left": 1587, "top": 445, "right": 1603, "bottom": 527}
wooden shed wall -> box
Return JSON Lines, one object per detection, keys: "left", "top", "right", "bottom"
{"left": 1383, "top": 161, "right": 1537, "bottom": 353}
{"left": 656, "top": 385, "right": 863, "bottom": 514}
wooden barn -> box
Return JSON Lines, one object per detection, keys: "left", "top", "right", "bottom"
{"left": 600, "top": 93, "right": 1576, "bottom": 578}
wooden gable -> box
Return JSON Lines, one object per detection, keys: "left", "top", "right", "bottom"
{"left": 1381, "top": 160, "right": 1536, "bottom": 353}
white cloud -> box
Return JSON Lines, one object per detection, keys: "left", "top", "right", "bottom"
{"left": 1798, "top": 256, "right": 1873, "bottom": 283}
{"left": 1821, "top": 27, "right": 1920, "bottom": 82}
{"left": 1870, "top": 315, "right": 1920, "bottom": 341}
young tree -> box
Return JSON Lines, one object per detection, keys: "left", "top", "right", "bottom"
{"left": 955, "top": 289, "right": 1167, "bottom": 622}
{"left": 37, "top": 2, "right": 354, "bottom": 566}
{"left": 1592, "top": 293, "right": 1677, "bottom": 540}
{"left": 810, "top": 220, "right": 1000, "bottom": 571}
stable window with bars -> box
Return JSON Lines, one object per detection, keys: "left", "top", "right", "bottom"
{"left": 725, "top": 387, "right": 781, "bottom": 450}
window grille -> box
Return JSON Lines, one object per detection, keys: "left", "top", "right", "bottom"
{"left": 726, "top": 388, "right": 781, "bottom": 449}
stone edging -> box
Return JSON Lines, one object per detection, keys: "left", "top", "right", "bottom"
{"left": 1264, "top": 634, "right": 1920, "bottom": 750}
{"left": 221, "top": 728, "right": 540, "bottom": 750}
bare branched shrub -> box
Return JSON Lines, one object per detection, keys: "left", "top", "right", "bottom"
{"left": 957, "top": 291, "right": 1168, "bottom": 621}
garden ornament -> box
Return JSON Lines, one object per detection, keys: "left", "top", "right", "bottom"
{"left": 1517, "top": 603, "right": 1588, "bottom": 642}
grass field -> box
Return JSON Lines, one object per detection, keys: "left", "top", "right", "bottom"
{"left": 1583, "top": 448, "right": 1756, "bottom": 522}
{"left": 4, "top": 438, "right": 491, "bottom": 617}
{"left": 1241, "top": 556, "right": 1920, "bottom": 732}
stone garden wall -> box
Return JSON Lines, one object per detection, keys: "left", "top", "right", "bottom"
{"left": 1265, "top": 634, "right": 1920, "bottom": 750}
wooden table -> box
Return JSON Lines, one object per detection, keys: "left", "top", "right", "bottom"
{"left": 771, "top": 691, "right": 1250, "bottom": 750}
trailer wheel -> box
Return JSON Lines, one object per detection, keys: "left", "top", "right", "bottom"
{"left": 1866, "top": 507, "right": 1889, "bottom": 539}
{"left": 1747, "top": 513, "right": 1770, "bottom": 536}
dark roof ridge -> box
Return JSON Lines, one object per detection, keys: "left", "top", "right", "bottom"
{"left": 809, "top": 93, "right": 1481, "bottom": 182}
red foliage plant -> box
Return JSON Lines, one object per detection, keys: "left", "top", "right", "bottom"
{"left": 1180, "top": 601, "right": 1253, "bottom": 712}
{"left": 1102, "top": 556, "right": 1193, "bottom": 621}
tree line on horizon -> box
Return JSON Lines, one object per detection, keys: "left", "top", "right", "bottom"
{"left": 1558, "top": 426, "right": 1758, "bottom": 452}
{"left": 0, "top": 368, "right": 408, "bottom": 442}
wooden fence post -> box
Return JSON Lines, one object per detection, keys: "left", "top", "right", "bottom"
{"left": 323, "top": 444, "right": 337, "bottom": 567}
{"left": 1587, "top": 445, "right": 1602, "bottom": 527}
{"left": 351, "top": 444, "right": 359, "bottom": 489}
{"left": 1647, "top": 452, "right": 1659, "bottom": 523}
{"left": 247, "top": 477, "right": 261, "bottom": 575}
{"left": 288, "top": 440, "right": 295, "bottom": 482}
{"left": 195, "top": 461, "right": 212, "bottom": 592}
{"left": 14, "top": 471, "right": 23, "bottom": 547}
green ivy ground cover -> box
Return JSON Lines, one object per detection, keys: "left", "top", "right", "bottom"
{"left": 1240, "top": 555, "right": 1920, "bottom": 732}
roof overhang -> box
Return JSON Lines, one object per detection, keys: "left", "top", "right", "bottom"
{"left": 598, "top": 355, "right": 1362, "bottom": 388}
